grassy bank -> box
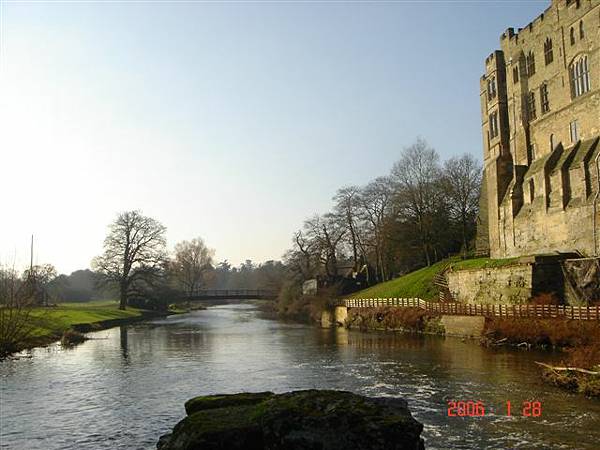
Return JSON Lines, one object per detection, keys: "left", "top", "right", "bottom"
{"left": 348, "top": 256, "right": 518, "bottom": 300}
{"left": 7, "top": 300, "right": 163, "bottom": 355}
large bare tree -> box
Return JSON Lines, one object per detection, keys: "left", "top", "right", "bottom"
{"left": 170, "top": 238, "right": 214, "bottom": 297}
{"left": 360, "top": 176, "right": 394, "bottom": 282}
{"left": 391, "top": 138, "right": 443, "bottom": 266}
{"left": 333, "top": 186, "right": 362, "bottom": 271}
{"left": 92, "top": 211, "right": 167, "bottom": 310}
{"left": 303, "top": 213, "right": 346, "bottom": 281}
{"left": 443, "top": 154, "right": 482, "bottom": 256}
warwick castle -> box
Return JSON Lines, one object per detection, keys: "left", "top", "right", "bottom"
{"left": 479, "top": 0, "right": 599, "bottom": 259}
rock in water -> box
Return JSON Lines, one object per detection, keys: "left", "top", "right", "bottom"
{"left": 157, "top": 390, "right": 424, "bottom": 450}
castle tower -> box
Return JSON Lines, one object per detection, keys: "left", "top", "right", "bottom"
{"left": 480, "top": 51, "right": 514, "bottom": 257}
{"left": 479, "top": 0, "right": 600, "bottom": 258}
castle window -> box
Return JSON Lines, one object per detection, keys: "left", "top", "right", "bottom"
{"left": 550, "top": 134, "right": 555, "bottom": 151}
{"left": 489, "top": 111, "right": 499, "bottom": 139}
{"left": 513, "top": 66, "right": 519, "bottom": 83}
{"left": 570, "top": 55, "right": 590, "bottom": 98}
{"left": 529, "top": 179, "right": 535, "bottom": 202}
{"left": 527, "top": 91, "right": 537, "bottom": 121}
{"left": 540, "top": 84, "right": 550, "bottom": 114}
{"left": 544, "top": 38, "right": 553, "bottom": 65}
{"left": 526, "top": 51, "right": 536, "bottom": 76}
{"left": 570, "top": 28, "right": 575, "bottom": 46}
{"left": 570, "top": 120, "right": 579, "bottom": 143}
{"left": 487, "top": 76, "right": 497, "bottom": 101}
{"left": 579, "top": 21, "right": 584, "bottom": 39}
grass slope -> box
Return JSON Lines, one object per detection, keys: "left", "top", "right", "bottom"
{"left": 348, "top": 256, "right": 519, "bottom": 300}
{"left": 29, "top": 300, "right": 145, "bottom": 338}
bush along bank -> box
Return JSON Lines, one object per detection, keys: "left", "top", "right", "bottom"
{"left": 483, "top": 317, "right": 600, "bottom": 397}
{"left": 345, "top": 307, "right": 444, "bottom": 334}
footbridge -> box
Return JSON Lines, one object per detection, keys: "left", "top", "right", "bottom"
{"left": 187, "top": 289, "right": 278, "bottom": 301}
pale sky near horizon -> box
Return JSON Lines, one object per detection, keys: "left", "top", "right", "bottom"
{"left": 0, "top": 0, "right": 546, "bottom": 275}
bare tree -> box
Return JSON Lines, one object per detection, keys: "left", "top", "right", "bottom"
{"left": 360, "top": 176, "right": 394, "bottom": 282}
{"left": 391, "top": 138, "right": 442, "bottom": 266}
{"left": 92, "top": 211, "right": 167, "bottom": 310}
{"left": 304, "top": 213, "right": 346, "bottom": 281}
{"left": 22, "top": 263, "right": 57, "bottom": 305}
{"left": 170, "top": 238, "right": 215, "bottom": 297}
{"left": 0, "top": 266, "right": 36, "bottom": 357}
{"left": 333, "top": 186, "right": 362, "bottom": 271}
{"left": 443, "top": 154, "right": 482, "bottom": 257}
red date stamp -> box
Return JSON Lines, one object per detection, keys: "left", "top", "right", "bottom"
{"left": 447, "top": 400, "right": 542, "bottom": 417}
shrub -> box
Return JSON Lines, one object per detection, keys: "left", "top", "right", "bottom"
{"left": 530, "top": 292, "right": 560, "bottom": 305}
{"left": 346, "top": 307, "right": 439, "bottom": 332}
{"left": 485, "top": 318, "right": 600, "bottom": 348}
{"left": 486, "top": 318, "right": 600, "bottom": 370}
{"left": 276, "top": 281, "right": 341, "bottom": 323}
{"left": 0, "top": 268, "right": 37, "bottom": 357}
{"left": 60, "top": 329, "right": 88, "bottom": 347}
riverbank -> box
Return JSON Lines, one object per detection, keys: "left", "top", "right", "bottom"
{"left": 342, "top": 309, "right": 600, "bottom": 397}
{"left": 4, "top": 300, "right": 172, "bottom": 356}
{"left": 483, "top": 317, "right": 600, "bottom": 397}
{"left": 344, "top": 306, "right": 444, "bottom": 335}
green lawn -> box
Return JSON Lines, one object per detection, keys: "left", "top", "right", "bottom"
{"left": 348, "top": 256, "right": 519, "bottom": 300}
{"left": 29, "top": 300, "right": 145, "bottom": 338}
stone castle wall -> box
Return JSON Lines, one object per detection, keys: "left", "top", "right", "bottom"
{"left": 480, "top": 0, "right": 600, "bottom": 259}
{"left": 447, "top": 256, "right": 568, "bottom": 305}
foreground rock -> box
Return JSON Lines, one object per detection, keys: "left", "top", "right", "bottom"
{"left": 157, "top": 390, "right": 425, "bottom": 450}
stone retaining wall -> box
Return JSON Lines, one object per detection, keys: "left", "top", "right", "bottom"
{"left": 447, "top": 263, "right": 534, "bottom": 305}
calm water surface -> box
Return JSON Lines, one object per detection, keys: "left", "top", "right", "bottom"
{"left": 1, "top": 304, "right": 599, "bottom": 449}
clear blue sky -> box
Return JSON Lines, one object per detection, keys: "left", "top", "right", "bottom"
{"left": 0, "top": 0, "right": 547, "bottom": 274}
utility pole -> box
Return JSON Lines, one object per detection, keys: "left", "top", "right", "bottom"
{"left": 30, "top": 234, "right": 34, "bottom": 273}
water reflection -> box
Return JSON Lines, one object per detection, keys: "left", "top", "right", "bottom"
{"left": 120, "top": 326, "right": 128, "bottom": 361}
{"left": 0, "top": 304, "right": 598, "bottom": 450}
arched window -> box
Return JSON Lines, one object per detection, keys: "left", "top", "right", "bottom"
{"left": 526, "top": 51, "right": 536, "bottom": 76}
{"left": 540, "top": 83, "right": 550, "bottom": 114}
{"left": 570, "top": 55, "right": 591, "bottom": 98}
{"left": 544, "top": 38, "right": 553, "bottom": 65}
{"left": 487, "top": 76, "right": 497, "bottom": 101}
{"left": 527, "top": 91, "right": 537, "bottom": 121}
{"left": 570, "top": 27, "right": 575, "bottom": 46}
{"left": 579, "top": 21, "right": 584, "bottom": 39}
{"left": 489, "top": 111, "right": 499, "bottom": 138}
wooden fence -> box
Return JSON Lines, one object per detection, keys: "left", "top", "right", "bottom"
{"left": 339, "top": 297, "right": 600, "bottom": 321}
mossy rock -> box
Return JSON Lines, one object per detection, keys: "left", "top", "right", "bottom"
{"left": 158, "top": 389, "right": 424, "bottom": 450}
{"left": 185, "top": 392, "right": 274, "bottom": 415}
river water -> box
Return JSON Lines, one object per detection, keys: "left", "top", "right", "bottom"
{"left": 1, "top": 303, "right": 599, "bottom": 449}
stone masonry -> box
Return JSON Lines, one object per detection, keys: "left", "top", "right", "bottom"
{"left": 479, "top": 0, "right": 600, "bottom": 258}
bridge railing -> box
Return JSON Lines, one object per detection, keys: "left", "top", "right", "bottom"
{"left": 188, "top": 289, "right": 278, "bottom": 298}
{"left": 339, "top": 297, "right": 600, "bottom": 321}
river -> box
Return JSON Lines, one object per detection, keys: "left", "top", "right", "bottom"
{"left": 1, "top": 303, "right": 599, "bottom": 449}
